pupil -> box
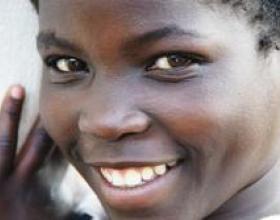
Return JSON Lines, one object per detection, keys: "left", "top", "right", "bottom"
{"left": 168, "top": 55, "right": 187, "bottom": 67}
{"left": 68, "top": 59, "right": 80, "bottom": 71}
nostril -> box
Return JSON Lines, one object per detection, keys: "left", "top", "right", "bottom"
{"left": 66, "top": 212, "right": 92, "bottom": 220}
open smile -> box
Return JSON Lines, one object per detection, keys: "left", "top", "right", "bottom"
{"left": 99, "top": 160, "right": 180, "bottom": 188}
{"left": 93, "top": 159, "right": 185, "bottom": 210}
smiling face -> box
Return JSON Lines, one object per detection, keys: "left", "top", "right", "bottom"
{"left": 38, "top": 0, "right": 280, "bottom": 219}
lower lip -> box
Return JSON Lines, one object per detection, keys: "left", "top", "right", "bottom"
{"left": 97, "top": 162, "right": 184, "bottom": 211}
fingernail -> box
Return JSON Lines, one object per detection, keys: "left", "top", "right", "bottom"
{"left": 10, "top": 85, "right": 24, "bottom": 100}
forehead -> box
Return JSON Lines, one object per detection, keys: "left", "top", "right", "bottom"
{"left": 39, "top": 0, "right": 241, "bottom": 39}
{"left": 38, "top": 0, "right": 256, "bottom": 67}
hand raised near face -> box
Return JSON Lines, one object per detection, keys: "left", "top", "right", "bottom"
{"left": 0, "top": 85, "right": 60, "bottom": 220}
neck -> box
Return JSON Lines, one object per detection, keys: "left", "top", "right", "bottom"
{"left": 208, "top": 160, "right": 280, "bottom": 220}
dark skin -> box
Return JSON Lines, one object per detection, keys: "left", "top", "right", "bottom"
{"left": 0, "top": 86, "right": 59, "bottom": 220}
{"left": 38, "top": 0, "right": 280, "bottom": 219}
{"left": 1, "top": 0, "right": 280, "bottom": 219}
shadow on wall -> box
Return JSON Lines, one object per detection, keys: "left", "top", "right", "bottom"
{"left": 0, "top": 1, "right": 105, "bottom": 219}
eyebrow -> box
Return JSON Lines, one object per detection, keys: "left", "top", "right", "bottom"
{"left": 37, "top": 25, "right": 201, "bottom": 55}
{"left": 37, "top": 31, "right": 83, "bottom": 54}
{"left": 122, "top": 25, "right": 202, "bottom": 57}
{"left": 127, "top": 25, "right": 200, "bottom": 45}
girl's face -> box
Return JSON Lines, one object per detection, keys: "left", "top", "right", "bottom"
{"left": 38, "top": 1, "right": 280, "bottom": 219}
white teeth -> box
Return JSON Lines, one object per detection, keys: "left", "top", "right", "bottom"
{"left": 167, "top": 161, "right": 177, "bottom": 167}
{"left": 154, "top": 165, "right": 167, "bottom": 176}
{"left": 124, "top": 169, "right": 142, "bottom": 187}
{"left": 100, "top": 161, "right": 179, "bottom": 188}
{"left": 141, "top": 167, "right": 155, "bottom": 181}
{"left": 100, "top": 168, "right": 113, "bottom": 183}
{"left": 111, "top": 170, "right": 125, "bottom": 187}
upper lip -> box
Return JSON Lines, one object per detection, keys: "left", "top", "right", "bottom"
{"left": 84, "top": 158, "right": 183, "bottom": 169}
{"left": 76, "top": 139, "right": 188, "bottom": 168}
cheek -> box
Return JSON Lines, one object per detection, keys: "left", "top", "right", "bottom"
{"left": 39, "top": 89, "right": 80, "bottom": 152}
{"left": 144, "top": 76, "right": 270, "bottom": 178}
{"left": 151, "top": 96, "right": 231, "bottom": 160}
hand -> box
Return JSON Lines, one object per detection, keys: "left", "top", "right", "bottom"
{"left": 0, "top": 85, "right": 59, "bottom": 220}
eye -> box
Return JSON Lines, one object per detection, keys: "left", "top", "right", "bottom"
{"left": 45, "top": 56, "right": 90, "bottom": 73}
{"left": 144, "top": 53, "right": 206, "bottom": 82}
{"left": 146, "top": 53, "right": 201, "bottom": 71}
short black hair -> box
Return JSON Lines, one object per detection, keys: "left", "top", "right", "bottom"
{"left": 30, "top": 0, "right": 280, "bottom": 51}
{"left": 219, "top": 0, "right": 280, "bottom": 51}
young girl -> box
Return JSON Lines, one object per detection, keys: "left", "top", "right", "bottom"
{"left": 1, "top": 0, "right": 280, "bottom": 219}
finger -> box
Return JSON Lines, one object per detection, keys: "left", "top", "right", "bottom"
{"left": 14, "top": 121, "right": 54, "bottom": 183}
{"left": 14, "top": 116, "right": 40, "bottom": 164}
{"left": 0, "top": 85, "right": 25, "bottom": 180}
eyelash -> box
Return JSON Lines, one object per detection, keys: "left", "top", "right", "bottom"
{"left": 146, "top": 52, "right": 205, "bottom": 71}
{"left": 143, "top": 52, "right": 206, "bottom": 82}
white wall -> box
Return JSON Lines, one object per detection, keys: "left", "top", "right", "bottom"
{"left": 0, "top": 0, "right": 41, "bottom": 143}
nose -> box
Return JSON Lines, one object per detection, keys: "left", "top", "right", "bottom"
{"left": 79, "top": 109, "right": 151, "bottom": 141}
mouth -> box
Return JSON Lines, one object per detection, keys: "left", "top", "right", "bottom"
{"left": 99, "top": 160, "right": 181, "bottom": 188}
{"left": 94, "top": 159, "right": 185, "bottom": 211}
